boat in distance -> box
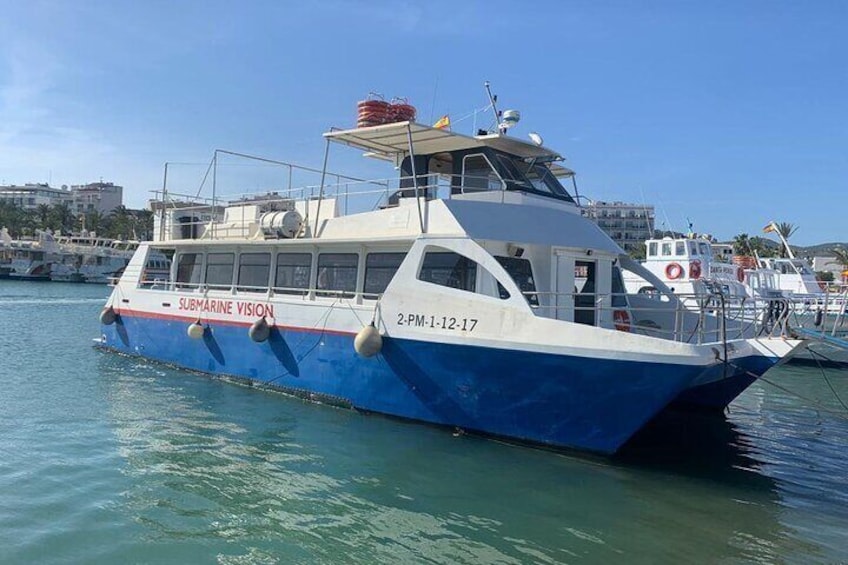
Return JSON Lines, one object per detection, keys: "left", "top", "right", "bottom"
{"left": 96, "top": 98, "right": 804, "bottom": 454}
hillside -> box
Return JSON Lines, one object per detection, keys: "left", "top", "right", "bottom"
{"left": 793, "top": 242, "right": 848, "bottom": 256}
{"left": 718, "top": 238, "right": 848, "bottom": 258}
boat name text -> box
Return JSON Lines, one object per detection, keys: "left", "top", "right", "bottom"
{"left": 178, "top": 297, "right": 275, "bottom": 318}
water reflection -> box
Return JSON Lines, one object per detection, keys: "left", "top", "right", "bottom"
{"left": 98, "top": 353, "right": 837, "bottom": 564}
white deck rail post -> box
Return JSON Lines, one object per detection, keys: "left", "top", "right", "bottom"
{"left": 405, "top": 123, "right": 426, "bottom": 234}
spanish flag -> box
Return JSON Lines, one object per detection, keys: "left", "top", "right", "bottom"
{"left": 763, "top": 221, "right": 777, "bottom": 234}
{"left": 432, "top": 115, "right": 450, "bottom": 130}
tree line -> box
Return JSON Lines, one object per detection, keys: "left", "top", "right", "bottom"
{"left": 0, "top": 201, "right": 154, "bottom": 241}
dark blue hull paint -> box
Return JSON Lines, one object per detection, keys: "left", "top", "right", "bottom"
{"left": 671, "top": 356, "right": 777, "bottom": 410}
{"left": 101, "top": 313, "right": 721, "bottom": 454}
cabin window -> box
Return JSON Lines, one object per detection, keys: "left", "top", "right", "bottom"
{"left": 648, "top": 242, "right": 657, "bottom": 257}
{"left": 237, "top": 252, "right": 271, "bottom": 292}
{"left": 206, "top": 252, "right": 234, "bottom": 290}
{"left": 419, "top": 251, "right": 477, "bottom": 292}
{"left": 495, "top": 155, "right": 575, "bottom": 202}
{"left": 495, "top": 256, "right": 538, "bottom": 305}
{"left": 699, "top": 242, "right": 710, "bottom": 256}
{"left": 364, "top": 252, "right": 406, "bottom": 297}
{"left": 675, "top": 241, "right": 685, "bottom": 256}
{"left": 317, "top": 253, "right": 358, "bottom": 297}
{"left": 689, "top": 242, "right": 698, "bottom": 255}
{"left": 793, "top": 261, "right": 812, "bottom": 275}
{"left": 461, "top": 154, "right": 502, "bottom": 192}
{"left": 176, "top": 253, "right": 202, "bottom": 289}
{"left": 661, "top": 242, "right": 672, "bottom": 256}
{"left": 141, "top": 249, "right": 174, "bottom": 289}
{"left": 275, "top": 253, "right": 312, "bottom": 295}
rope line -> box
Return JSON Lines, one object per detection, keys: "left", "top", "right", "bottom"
{"left": 725, "top": 359, "right": 848, "bottom": 419}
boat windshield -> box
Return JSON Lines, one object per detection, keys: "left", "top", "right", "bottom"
{"left": 790, "top": 260, "right": 813, "bottom": 275}
{"left": 495, "top": 155, "right": 574, "bottom": 202}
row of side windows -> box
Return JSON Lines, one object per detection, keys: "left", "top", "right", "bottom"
{"left": 172, "top": 251, "right": 407, "bottom": 297}
{"left": 165, "top": 247, "right": 538, "bottom": 303}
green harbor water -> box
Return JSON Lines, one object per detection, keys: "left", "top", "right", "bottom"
{"left": 0, "top": 280, "right": 846, "bottom": 564}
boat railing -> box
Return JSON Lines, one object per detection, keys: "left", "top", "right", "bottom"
{"left": 151, "top": 170, "right": 558, "bottom": 241}
{"left": 788, "top": 284, "right": 848, "bottom": 336}
{"left": 525, "top": 290, "right": 793, "bottom": 344}
{"left": 137, "top": 276, "right": 384, "bottom": 305}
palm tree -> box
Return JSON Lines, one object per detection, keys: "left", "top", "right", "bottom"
{"left": 0, "top": 201, "right": 18, "bottom": 235}
{"left": 48, "top": 203, "right": 76, "bottom": 234}
{"left": 36, "top": 204, "right": 51, "bottom": 227}
{"left": 828, "top": 247, "right": 848, "bottom": 284}
{"left": 134, "top": 209, "right": 154, "bottom": 240}
{"left": 733, "top": 233, "right": 776, "bottom": 258}
{"left": 775, "top": 222, "right": 798, "bottom": 258}
{"left": 732, "top": 233, "right": 751, "bottom": 255}
{"left": 109, "top": 205, "right": 132, "bottom": 239}
{"left": 84, "top": 210, "right": 105, "bottom": 235}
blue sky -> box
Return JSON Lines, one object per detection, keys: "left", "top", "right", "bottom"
{"left": 1, "top": 0, "right": 846, "bottom": 245}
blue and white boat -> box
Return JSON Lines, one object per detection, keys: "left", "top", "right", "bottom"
{"left": 96, "top": 105, "right": 804, "bottom": 454}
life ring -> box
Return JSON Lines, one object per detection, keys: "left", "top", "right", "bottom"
{"left": 665, "top": 262, "right": 683, "bottom": 280}
{"left": 689, "top": 260, "right": 702, "bottom": 280}
{"left": 736, "top": 266, "right": 745, "bottom": 283}
{"left": 613, "top": 309, "right": 631, "bottom": 332}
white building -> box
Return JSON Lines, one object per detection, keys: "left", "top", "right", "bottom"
{"left": 812, "top": 256, "right": 846, "bottom": 281}
{"left": 711, "top": 243, "right": 735, "bottom": 263}
{"left": 70, "top": 182, "right": 123, "bottom": 215}
{"left": 0, "top": 183, "right": 73, "bottom": 209}
{"left": 0, "top": 181, "right": 124, "bottom": 216}
{"left": 581, "top": 200, "right": 655, "bottom": 254}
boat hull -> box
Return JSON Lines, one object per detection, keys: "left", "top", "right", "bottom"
{"left": 670, "top": 356, "right": 774, "bottom": 410}
{"left": 99, "top": 310, "right": 707, "bottom": 454}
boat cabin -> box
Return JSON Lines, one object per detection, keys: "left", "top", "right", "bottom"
{"left": 758, "top": 257, "right": 823, "bottom": 296}
{"left": 136, "top": 121, "right": 633, "bottom": 332}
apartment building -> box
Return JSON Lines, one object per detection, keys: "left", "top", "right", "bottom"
{"left": 581, "top": 200, "right": 656, "bottom": 254}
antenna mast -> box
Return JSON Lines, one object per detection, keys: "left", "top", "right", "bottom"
{"left": 483, "top": 81, "right": 501, "bottom": 133}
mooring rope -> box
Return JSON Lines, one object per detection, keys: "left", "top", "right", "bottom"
{"left": 725, "top": 358, "right": 848, "bottom": 419}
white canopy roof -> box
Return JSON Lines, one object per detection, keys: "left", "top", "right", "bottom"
{"left": 324, "top": 121, "right": 564, "bottom": 163}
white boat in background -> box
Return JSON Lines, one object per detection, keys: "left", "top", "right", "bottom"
{"left": 757, "top": 221, "right": 848, "bottom": 335}
{"left": 625, "top": 235, "right": 752, "bottom": 301}
{"left": 50, "top": 235, "right": 139, "bottom": 284}
{"left": 95, "top": 90, "right": 805, "bottom": 454}
{"left": 623, "top": 233, "right": 848, "bottom": 367}
{"left": 1, "top": 229, "right": 163, "bottom": 286}
{"left": 8, "top": 230, "right": 61, "bottom": 281}
{"left": 758, "top": 256, "right": 825, "bottom": 296}
{"left": 0, "top": 228, "right": 13, "bottom": 278}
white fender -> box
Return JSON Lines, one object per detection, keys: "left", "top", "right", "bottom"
{"left": 187, "top": 321, "right": 205, "bottom": 339}
{"left": 354, "top": 323, "right": 382, "bottom": 358}
{"left": 249, "top": 317, "right": 271, "bottom": 343}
